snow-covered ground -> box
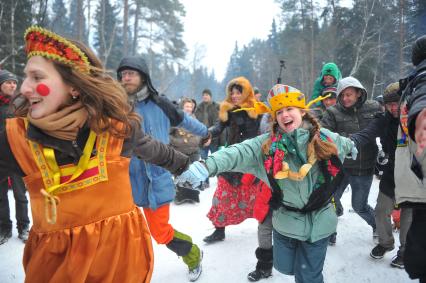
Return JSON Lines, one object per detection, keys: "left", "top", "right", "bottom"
{"left": 0, "top": 177, "right": 414, "bottom": 282}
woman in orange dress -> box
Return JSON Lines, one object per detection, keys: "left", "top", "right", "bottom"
{"left": 0, "top": 26, "right": 190, "bottom": 283}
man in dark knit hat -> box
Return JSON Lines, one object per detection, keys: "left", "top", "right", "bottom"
{"left": 0, "top": 69, "right": 30, "bottom": 245}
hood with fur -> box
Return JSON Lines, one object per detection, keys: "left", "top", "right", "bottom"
{"left": 219, "top": 76, "right": 258, "bottom": 122}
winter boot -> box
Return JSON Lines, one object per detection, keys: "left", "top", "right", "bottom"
{"left": 329, "top": 232, "right": 337, "bottom": 246}
{"left": 166, "top": 230, "right": 203, "bottom": 281}
{"left": 203, "top": 227, "right": 225, "bottom": 243}
{"left": 247, "top": 247, "right": 273, "bottom": 282}
{"left": 0, "top": 228, "right": 12, "bottom": 245}
{"left": 18, "top": 225, "right": 30, "bottom": 243}
{"left": 370, "top": 244, "right": 394, "bottom": 259}
{"left": 390, "top": 250, "right": 404, "bottom": 269}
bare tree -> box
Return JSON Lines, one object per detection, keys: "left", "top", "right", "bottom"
{"left": 77, "top": 0, "right": 84, "bottom": 41}
{"left": 349, "top": 0, "right": 379, "bottom": 76}
{"left": 122, "top": 0, "right": 129, "bottom": 56}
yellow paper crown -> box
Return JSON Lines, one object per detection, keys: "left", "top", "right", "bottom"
{"left": 235, "top": 84, "right": 329, "bottom": 117}
{"left": 24, "top": 26, "right": 90, "bottom": 73}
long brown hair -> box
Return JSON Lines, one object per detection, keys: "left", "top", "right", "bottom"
{"left": 262, "top": 111, "right": 337, "bottom": 160}
{"left": 14, "top": 40, "right": 140, "bottom": 138}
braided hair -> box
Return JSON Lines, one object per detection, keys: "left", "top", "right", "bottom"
{"left": 262, "top": 110, "right": 337, "bottom": 160}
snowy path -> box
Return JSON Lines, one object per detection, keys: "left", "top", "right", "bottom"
{"left": 0, "top": 177, "right": 413, "bottom": 282}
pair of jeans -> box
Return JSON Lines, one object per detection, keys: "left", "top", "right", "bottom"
{"left": 375, "top": 191, "right": 412, "bottom": 252}
{"left": 0, "top": 175, "right": 30, "bottom": 231}
{"left": 200, "top": 144, "right": 219, "bottom": 185}
{"left": 200, "top": 144, "right": 219, "bottom": 160}
{"left": 333, "top": 173, "right": 376, "bottom": 229}
{"left": 258, "top": 210, "right": 273, "bottom": 249}
{"left": 273, "top": 230, "right": 329, "bottom": 283}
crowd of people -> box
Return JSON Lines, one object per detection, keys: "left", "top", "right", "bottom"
{"left": 0, "top": 25, "right": 426, "bottom": 283}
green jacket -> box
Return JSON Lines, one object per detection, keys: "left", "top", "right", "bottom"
{"left": 310, "top": 62, "right": 342, "bottom": 106}
{"left": 205, "top": 127, "right": 353, "bottom": 242}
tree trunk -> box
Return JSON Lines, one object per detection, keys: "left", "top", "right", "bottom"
{"left": 349, "top": 0, "right": 376, "bottom": 76}
{"left": 77, "top": 0, "right": 84, "bottom": 41}
{"left": 310, "top": 0, "right": 315, "bottom": 93}
{"left": 123, "top": 0, "right": 129, "bottom": 56}
{"left": 398, "top": 0, "right": 404, "bottom": 76}
{"left": 11, "top": 0, "right": 17, "bottom": 73}
{"left": 132, "top": 0, "right": 141, "bottom": 55}
{"left": 87, "top": 0, "right": 91, "bottom": 42}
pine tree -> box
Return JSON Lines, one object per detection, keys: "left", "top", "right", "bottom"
{"left": 93, "top": 0, "right": 123, "bottom": 69}
{"left": 50, "top": 0, "right": 69, "bottom": 37}
{"left": 0, "top": 0, "right": 33, "bottom": 76}
{"left": 68, "top": 0, "right": 88, "bottom": 43}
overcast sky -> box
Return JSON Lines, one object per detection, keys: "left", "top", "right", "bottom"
{"left": 181, "top": 0, "right": 281, "bottom": 81}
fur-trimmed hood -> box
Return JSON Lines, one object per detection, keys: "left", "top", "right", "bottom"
{"left": 219, "top": 76, "right": 258, "bottom": 122}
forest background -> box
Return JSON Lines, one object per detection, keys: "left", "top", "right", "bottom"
{"left": 1, "top": 0, "right": 425, "bottom": 101}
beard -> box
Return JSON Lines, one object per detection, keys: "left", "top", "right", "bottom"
{"left": 123, "top": 84, "right": 139, "bottom": 95}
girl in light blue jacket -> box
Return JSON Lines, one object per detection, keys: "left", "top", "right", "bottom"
{"left": 177, "top": 84, "right": 357, "bottom": 283}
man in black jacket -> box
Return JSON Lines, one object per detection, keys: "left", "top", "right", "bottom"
{"left": 351, "top": 82, "right": 412, "bottom": 269}
{"left": 0, "top": 70, "right": 30, "bottom": 244}
{"left": 321, "top": 76, "right": 382, "bottom": 244}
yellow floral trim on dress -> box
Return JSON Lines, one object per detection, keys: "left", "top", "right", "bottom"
{"left": 27, "top": 132, "right": 109, "bottom": 195}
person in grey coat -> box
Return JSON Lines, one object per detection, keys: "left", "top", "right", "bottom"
{"left": 321, "top": 76, "right": 382, "bottom": 245}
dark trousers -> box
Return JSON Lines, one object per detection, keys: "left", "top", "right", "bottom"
{"left": 405, "top": 208, "right": 426, "bottom": 282}
{"left": 0, "top": 175, "right": 30, "bottom": 231}
{"left": 334, "top": 173, "right": 376, "bottom": 229}
{"left": 200, "top": 144, "right": 219, "bottom": 160}
{"left": 200, "top": 144, "right": 219, "bottom": 185}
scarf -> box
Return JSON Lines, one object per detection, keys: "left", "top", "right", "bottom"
{"left": 0, "top": 93, "right": 10, "bottom": 105}
{"left": 128, "top": 85, "right": 149, "bottom": 104}
{"left": 27, "top": 102, "right": 88, "bottom": 141}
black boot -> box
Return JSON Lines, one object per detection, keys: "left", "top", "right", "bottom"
{"left": 0, "top": 228, "right": 12, "bottom": 245}
{"left": 329, "top": 232, "right": 337, "bottom": 246}
{"left": 247, "top": 247, "right": 273, "bottom": 281}
{"left": 203, "top": 227, "right": 225, "bottom": 243}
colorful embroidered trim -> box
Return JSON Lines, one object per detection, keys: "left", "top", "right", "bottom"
{"left": 27, "top": 131, "right": 109, "bottom": 196}
{"left": 24, "top": 26, "right": 90, "bottom": 73}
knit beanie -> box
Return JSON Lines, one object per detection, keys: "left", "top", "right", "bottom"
{"left": 321, "top": 87, "right": 337, "bottom": 99}
{"left": 411, "top": 35, "right": 426, "bottom": 66}
{"left": 0, "top": 70, "right": 18, "bottom": 86}
{"left": 383, "top": 82, "right": 400, "bottom": 103}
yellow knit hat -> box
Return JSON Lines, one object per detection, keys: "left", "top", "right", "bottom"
{"left": 236, "top": 84, "right": 329, "bottom": 117}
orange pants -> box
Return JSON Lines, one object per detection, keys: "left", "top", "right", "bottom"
{"left": 143, "top": 204, "right": 175, "bottom": 244}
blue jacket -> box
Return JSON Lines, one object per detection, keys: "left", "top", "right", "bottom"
{"left": 130, "top": 98, "right": 207, "bottom": 209}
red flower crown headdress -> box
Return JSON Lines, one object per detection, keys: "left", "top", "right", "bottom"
{"left": 24, "top": 26, "right": 90, "bottom": 74}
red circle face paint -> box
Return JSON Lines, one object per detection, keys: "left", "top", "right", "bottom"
{"left": 36, "top": 83, "right": 50, "bottom": 96}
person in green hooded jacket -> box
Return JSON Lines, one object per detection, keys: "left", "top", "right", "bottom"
{"left": 176, "top": 84, "right": 358, "bottom": 283}
{"left": 310, "top": 62, "right": 342, "bottom": 108}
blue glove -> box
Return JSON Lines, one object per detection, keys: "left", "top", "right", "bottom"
{"left": 175, "top": 161, "right": 209, "bottom": 189}
{"left": 350, "top": 141, "right": 358, "bottom": 160}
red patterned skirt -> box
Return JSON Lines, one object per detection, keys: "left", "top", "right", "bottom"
{"left": 207, "top": 174, "right": 261, "bottom": 227}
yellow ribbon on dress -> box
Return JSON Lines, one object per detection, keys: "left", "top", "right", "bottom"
{"left": 41, "top": 130, "right": 97, "bottom": 223}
